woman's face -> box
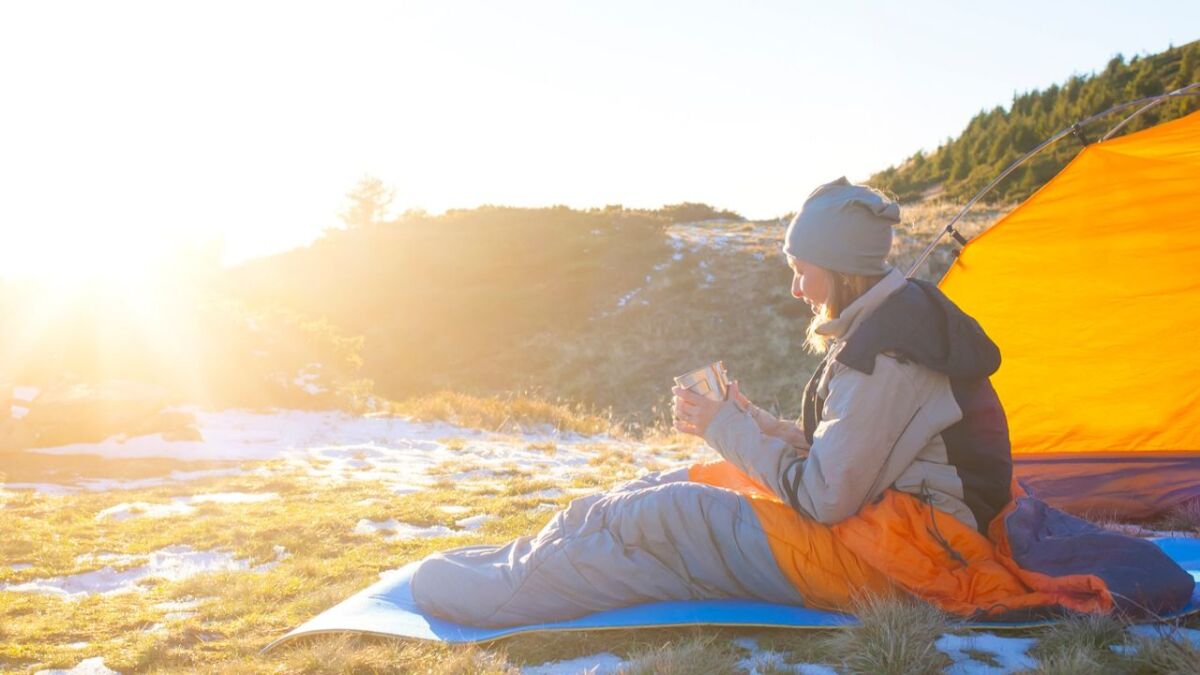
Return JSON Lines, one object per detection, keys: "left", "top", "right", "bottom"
{"left": 787, "top": 256, "right": 832, "bottom": 310}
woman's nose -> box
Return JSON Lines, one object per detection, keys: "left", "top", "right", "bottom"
{"left": 791, "top": 282, "right": 805, "bottom": 300}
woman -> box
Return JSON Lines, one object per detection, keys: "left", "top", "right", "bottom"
{"left": 410, "top": 178, "right": 1191, "bottom": 627}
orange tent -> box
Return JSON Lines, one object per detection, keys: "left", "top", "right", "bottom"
{"left": 939, "top": 110, "right": 1200, "bottom": 518}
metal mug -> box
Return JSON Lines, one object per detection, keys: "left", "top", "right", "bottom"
{"left": 674, "top": 361, "right": 730, "bottom": 403}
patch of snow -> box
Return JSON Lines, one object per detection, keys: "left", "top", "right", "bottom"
{"left": 353, "top": 518, "right": 399, "bottom": 534}
{"left": 703, "top": 272, "right": 716, "bottom": 285}
{"left": 12, "top": 404, "right": 30, "bottom": 419}
{"left": 13, "top": 386, "right": 40, "bottom": 402}
{"left": 354, "top": 518, "right": 462, "bottom": 541}
{"left": 519, "top": 487, "right": 564, "bottom": 499}
{"left": 65, "top": 642, "right": 89, "bottom": 649}
{"left": 96, "top": 501, "right": 196, "bottom": 522}
{"left": 95, "top": 492, "right": 277, "bottom": 521}
{"left": 737, "top": 649, "right": 837, "bottom": 675}
{"left": 616, "top": 287, "right": 641, "bottom": 308}
{"left": 521, "top": 651, "right": 628, "bottom": 675}
{"left": 388, "top": 483, "right": 424, "bottom": 495}
{"left": 672, "top": 251, "right": 684, "bottom": 261}
{"left": 1127, "top": 624, "right": 1200, "bottom": 648}
{"left": 29, "top": 407, "right": 487, "bottom": 462}
{"left": 189, "top": 492, "right": 277, "bottom": 504}
{"left": 3, "top": 545, "right": 267, "bottom": 599}
{"left": 535, "top": 502, "right": 558, "bottom": 511}
{"left": 11, "top": 562, "right": 33, "bottom": 571}
{"left": 153, "top": 598, "right": 205, "bottom": 612}
{"left": 455, "top": 514, "right": 496, "bottom": 530}
{"left": 3, "top": 483, "right": 82, "bottom": 495}
{"left": 35, "top": 657, "right": 119, "bottom": 675}
{"left": 732, "top": 637, "right": 758, "bottom": 651}
{"left": 1109, "top": 643, "right": 1138, "bottom": 656}
{"left": 7, "top": 468, "right": 248, "bottom": 496}
{"left": 936, "top": 632, "right": 1037, "bottom": 675}
{"left": 293, "top": 365, "right": 325, "bottom": 395}
{"left": 437, "top": 505, "right": 472, "bottom": 515}
{"left": 255, "top": 545, "right": 292, "bottom": 572}
{"left": 16, "top": 407, "right": 690, "bottom": 503}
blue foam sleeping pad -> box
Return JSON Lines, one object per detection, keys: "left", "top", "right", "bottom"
{"left": 265, "top": 537, "right": 1200, "bottom": 650}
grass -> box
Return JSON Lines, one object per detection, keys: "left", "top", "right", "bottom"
{"left": 824, "top": 596, "right": 951, "bottom": 675}
{"left": 4, "top": 385, "right": 1200, "bottom": 673}
{"left": 388, "top": 390, "right": 619, "bottom": 438}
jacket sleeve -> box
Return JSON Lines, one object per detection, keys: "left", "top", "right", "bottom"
{"left": 703, "top": 355, "right": 922, "bottom": 525}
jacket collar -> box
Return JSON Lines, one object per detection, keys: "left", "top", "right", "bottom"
{"left": 813, "top": 267, "right": 907, "bottom": 342}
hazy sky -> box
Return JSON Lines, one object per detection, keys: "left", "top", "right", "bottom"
{"left": 2, "top": 1, "right": 1197, "bottom": 279}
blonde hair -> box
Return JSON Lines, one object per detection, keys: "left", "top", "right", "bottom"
{"left": 804, "top": 271, "right": 887, "bottom": 354}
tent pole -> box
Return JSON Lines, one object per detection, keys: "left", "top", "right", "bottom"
{"left": 905, "top": 85, "right": 1200, "bottom": 280}
{"left": 1101, "top": 82, "right": 1200, "bottom": 141}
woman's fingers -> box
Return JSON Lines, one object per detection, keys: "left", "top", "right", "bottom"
{"left": 673, "top": 395, "right": 699, "bottom": 414}
{"left": 673, "top": 418, "right": 700, "bottom": 436}
{"left": 671, "top": 386, "right": 707, "bottom": 406}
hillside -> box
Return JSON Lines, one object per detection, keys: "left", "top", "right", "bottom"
{"left": 217, "top": 200, "right": 1002, "bottom": 432}
{"left": 869, "top": 40, "right": 1200, "bottom": 203}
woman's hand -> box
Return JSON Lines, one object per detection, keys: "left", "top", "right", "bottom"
{"left": 672, "top": 384, "right": 730, "bottom": 437}
{"left": 728, "top": 380, "right": 751, "bottom": 412}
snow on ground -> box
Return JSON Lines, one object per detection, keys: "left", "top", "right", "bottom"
{"left": 95, "top": 501, "right": 197, "bottom": 521}
{"left": 152, "top": 598, "right": 206, "bottom": 622}
{"left": 5, "top": 407, "right": 674, "bottom": 497}
{"left": 732, "top": 638, "right": 837, "bottom": 675}
{"left": 521, "top": 652, "right": 628, "bottom": 675}
{"left": 353, "top": 518, "right": 464, "bottom": 541}
{"left": 1123, "top": 623, "right": 1200, "bottom": 650}
{"left": 95, "top": 492, "right": 279, "bottom": 521}
{"left": 518, "top": 487, "right": 565, "bottom": 499}
{"left": 666, "top": 221, "right": 739, "bottom": 253}
{"left": 5, "top": 469, "right": 247, "bottom": 496}
{"left": 293, "top": 364, "right": 325, "bottom": 395}
{"left": 936, "top": 633, "right": 1038, "bottom": 675}
{"left": 34, "top": 657, "right": 119, "bottom": 675}
{"left": 455, "top": 514, "right": 496, "bottom": 530}
{"left": 2, "top": 545, "right": 285, "bottom": 599}
{"left": 11, "top": 385, "right": 40, "bottom": 419}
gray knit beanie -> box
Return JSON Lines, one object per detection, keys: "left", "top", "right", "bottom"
{"left": 783, "top": 177, "right": 899, "bottom": 276}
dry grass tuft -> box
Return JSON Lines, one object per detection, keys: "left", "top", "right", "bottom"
{"left": 823, "top": 595, "right": 951, "bottom": 675}
{"left": 1028, "top": 641, "right": 1109, "bottom": 675}
{"left": 1034, "top": 613, "right": 1127, "bottom": 658}
{"left": 1027, "top": 613, "right": 1127, "bottom": 674}
{"left": 1122, "top": 629, "right": 1200, "bottom": 675}
{"left": 622, "top": 634, "right": 740, "bottom": 675}
{"left": 390, "top": 390, "right": 617, "bottom": 437}
{"left": 273, "top": 634, "right": 516, "bottom": 675}
{"left": 1156, "top": 500, "right": 1200, "bottom": 534}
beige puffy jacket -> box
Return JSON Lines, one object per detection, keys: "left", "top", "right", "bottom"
{"left": 704, "top": 269, "right": 981, "bottom": 530}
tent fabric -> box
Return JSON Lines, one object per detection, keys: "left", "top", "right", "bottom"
{"left": 264, "top": 537, "right": 1200, "bottom": 649}
{"left": 938, "top": 110, "right": 1200, "bottom": 515}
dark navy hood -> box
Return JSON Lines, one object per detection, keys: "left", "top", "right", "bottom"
{"left": 836, "top": 278, "right": 1001, "bottom": 379}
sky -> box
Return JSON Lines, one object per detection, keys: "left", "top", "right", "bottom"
{"left": 1, "top": 1, "right": 1197, "bottom": 280}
